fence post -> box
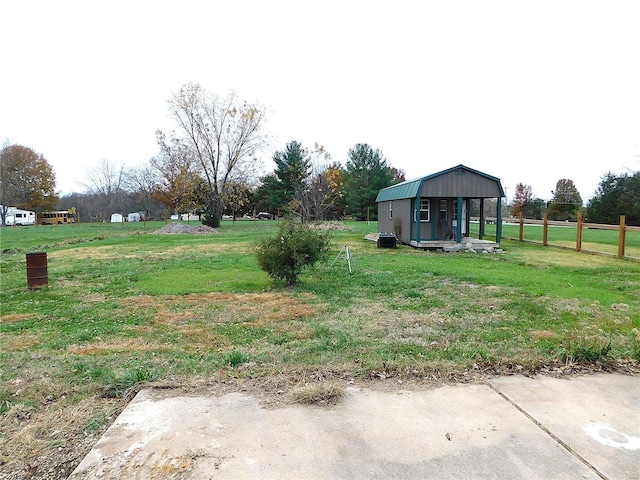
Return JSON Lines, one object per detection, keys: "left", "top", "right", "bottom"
{"left": 519, "top": 212, "right": 524, "bottom": 241}
{"left": 543, "top": 212, "right": 548, "bottom": 246}
{"left": 576, "top": 212, "right": 583, "bottom": 252}
{"left": 618, "top": 215, "right": 626, "bottom": 259}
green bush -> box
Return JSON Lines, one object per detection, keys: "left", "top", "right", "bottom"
{"left": 255, "top": 219, "right": 331, "bottom": 285}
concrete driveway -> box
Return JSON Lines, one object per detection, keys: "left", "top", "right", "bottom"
{"left": 70, "top": 373, "right": 639, "bottom": 479}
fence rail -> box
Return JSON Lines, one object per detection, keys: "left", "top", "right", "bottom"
{"left": 503, "top": 213, "right": 640, "bottom": 262}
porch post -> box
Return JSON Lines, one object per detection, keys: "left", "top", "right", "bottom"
{"left": 479, "top": 199, "right": 485, "bottom": 240}
{"left": 414, "top": 198, "right": 420, "bottom": 244}
{"left": 456, "top": 196, "right": 463, "bottom": 242}
{"left": 496, "top": 197, "right": 503, "bottom": 244}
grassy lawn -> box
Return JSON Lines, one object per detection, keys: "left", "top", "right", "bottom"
{"left": 474, "top": 221, "right": 640, "bottom": 259}
{"left": 1, "top": 219, "right": 639, "bottom": 474}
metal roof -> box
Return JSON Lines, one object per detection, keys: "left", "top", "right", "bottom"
{"left": 375, "top": 164, "right": 505, "bottom": 202}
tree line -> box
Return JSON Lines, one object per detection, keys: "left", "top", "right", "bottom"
{"left": 2, "top": 82, "right": 638, "bottom": 226}
{"left": 1, "top": 83, "right": 404, "bottom": 226}
{"left": 510, "top": 175, "right": 640, "bottom": 226}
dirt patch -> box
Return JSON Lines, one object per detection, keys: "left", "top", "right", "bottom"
{"left": 153, "top": 222, "right": 217, "bottom": 234}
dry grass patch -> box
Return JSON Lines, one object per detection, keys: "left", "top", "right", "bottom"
{"left": 0, "top": 396, "right": 123, "bottom": 475}
{"left": 49, "top": 245, "right": 121, "bottom": 260}
{"left": 285, "top": 382, "right": 346, "bottom": 406}
{"left": 1, "top": 313, "right": 36, "bottom": 324}
{"left": 1, "top": 332, "right": 42, "bottom": 351}
{"left": 122, "top": 292, "right": 318, "bottom": 324}
{"left": 67, "top": 339, "right": 172, "bottom": 355}
{"left": 529, "top": 330, "right": 559, "bottom": 340}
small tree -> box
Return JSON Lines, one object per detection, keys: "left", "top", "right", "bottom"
{"left": 511, "top": 183, "right": 533, "bottom": 217}
{"left": 254, "top": 219, "right": 330, "bottom": 286}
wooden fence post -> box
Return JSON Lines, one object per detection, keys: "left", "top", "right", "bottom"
{"left": 543, "top": 212, "right": 548, "bottom": 246}
{"left": 576, "top": 212, "right": 583, "bottom": 252}
{"left": 519, "top": 212, "right": 524, "bottom": 241}
{"left": 618, "top": 215, "right": 626, "bottom": 259}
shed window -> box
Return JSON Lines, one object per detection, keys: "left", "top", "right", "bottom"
{"left": 452, "top": 200, "right": 458, "bottom": 221}
{"left": 418, "top": 198, "right": 430, "bottom": 222}
{"left": 389, "top": 201, "right": 393, "bottom": 220}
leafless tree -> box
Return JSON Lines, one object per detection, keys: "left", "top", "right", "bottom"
{"left": 82, "top": 158, "right": 127, "bottom": 219}
{"left": 160, "top": 83, "right": 268, "bottom": 226}
{"left": 124, "top": 163, "right": 159, "bottom": 219}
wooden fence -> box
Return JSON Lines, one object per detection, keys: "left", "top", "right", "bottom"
{"left": 504, "top": 213, "right": 640, "bottom": 262}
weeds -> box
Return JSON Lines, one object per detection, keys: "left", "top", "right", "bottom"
{"left": 225, "top": 350, "right": 249, "bottom": 366}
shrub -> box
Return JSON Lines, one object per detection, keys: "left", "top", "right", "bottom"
{"left": 255, "top": 219, "right": 331, "bottom": 285}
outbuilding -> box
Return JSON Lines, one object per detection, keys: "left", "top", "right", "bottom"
{"left": 376, "top": 164, "right": 505, "bottom": 249}
{"left": 110, "top": 213, "right": 123, "bottom": 223}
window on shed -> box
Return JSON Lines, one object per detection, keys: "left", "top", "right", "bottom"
{"left": 418, "top": 198, "right": 430, "bottom": 222}
{"left": 452, "top": 200, "right": 458, "bottom": 222}
{"left": 389, "top": 201, "right": 393, "bottom": 220}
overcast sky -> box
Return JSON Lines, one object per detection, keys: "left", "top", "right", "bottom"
{"left": 2, "top": 1, "right": 639, "bottom": 202}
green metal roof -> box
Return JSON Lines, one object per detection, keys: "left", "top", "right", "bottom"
{"left": 375, "top": 164, "right": 505, "bottom": 202}
{"left": 375, "top": 177, "right": 423, "bottom": 202}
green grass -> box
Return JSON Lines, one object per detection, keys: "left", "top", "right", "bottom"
{"left": 474, "top": 221, "right": 640, "bottom": 258}
{"left": 1, "top": 219, "right": 639, "bottom": 466}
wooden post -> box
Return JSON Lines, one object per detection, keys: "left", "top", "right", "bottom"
{"left": 519, "top": 212, "right": 524, "bottom": 241}
{"left": 618, "top": 215, "right": 626, "bottom": 259}
{"left": 576, "top": 212, "right": 583, "bottom": 252}
{"left": 543, "top": 212, "right": 548, "bottom": 246}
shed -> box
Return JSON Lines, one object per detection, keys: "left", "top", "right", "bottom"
{"left": 376, "top": 164, "right": 505, "bottom": 249}
{"left": 110, "top": 213, "right": 123, "bottom": 223}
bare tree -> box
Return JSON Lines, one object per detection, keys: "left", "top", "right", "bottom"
{"left": 125, "top": 163, "right": 159, "bottom": 219}
{"left": 160, "top": 83, "right": 268, "bottom": 227}
{"left": 82, "top": 158, "right": 127, "bottom": 219}
{"left": 152, "top": 131, "right": 199, "bottom": 215}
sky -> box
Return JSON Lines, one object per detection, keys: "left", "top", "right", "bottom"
{"left": 2, "top": 0, "right": 639, "bottom": 203}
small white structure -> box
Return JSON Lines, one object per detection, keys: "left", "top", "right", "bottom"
{"left": 181, "top": 213, "right": 200, "bottom": 221}
{"left": 127, "top": 212, "right": 142, "bottom": 222}
{"left": 4, "top": 207, "right": 36, "bottom": 226}
{"left": 110, "top": 213, "right": 123, "bottom": 223}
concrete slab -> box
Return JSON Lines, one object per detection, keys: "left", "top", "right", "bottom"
{"left": 68, "top": 377, "right": 613, "bottom": 480}
{"left": 489, "top": 373, "right": 640, "bottom": 480}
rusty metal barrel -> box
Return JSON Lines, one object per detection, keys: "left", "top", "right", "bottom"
{"left": 26, "top": 252, "right": 48, "bottom": 289}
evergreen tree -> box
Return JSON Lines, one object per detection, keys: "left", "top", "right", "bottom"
{"left": 343, "top": 144, "right": 398, "bottom": 221}
{"left": 259, "top": 140, "right": 311, "bottom": 216}
{"left": 586, "top": 172, "right": 640, "bottom": 226}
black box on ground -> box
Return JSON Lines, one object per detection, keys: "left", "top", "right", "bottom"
{"left": 377, "top": 233, "right": 397, "bottom": 248}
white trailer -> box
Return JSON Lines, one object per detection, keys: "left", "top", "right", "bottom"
{"left": 5, "top": 207, "right": 36, "bottom": 226}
